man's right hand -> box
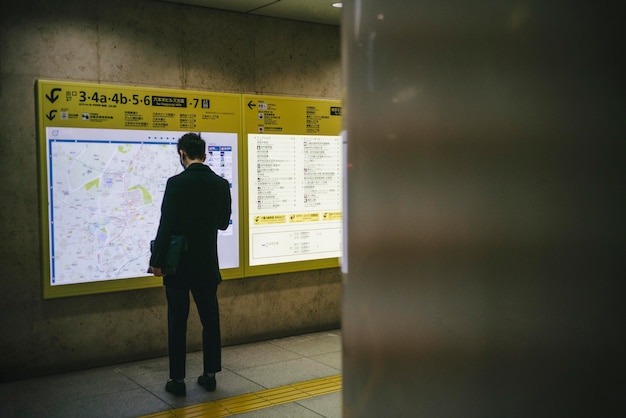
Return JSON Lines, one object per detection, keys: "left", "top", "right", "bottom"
{"left": 150, "top": 266, "right": 164, "bottom": 276}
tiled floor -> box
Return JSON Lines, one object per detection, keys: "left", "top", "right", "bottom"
{"left": 0, "top": 329, "right": 342, "bottom": 418}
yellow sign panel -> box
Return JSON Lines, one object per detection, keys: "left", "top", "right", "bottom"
{"left": 289, "top": 213, "right": 321, "bottom": 223}
{"left": 243, "top": 95, "right": 343, "bottom": 276}
{"left": 243, "top": 94, "right": 342, "bottom": 136}
{"left": 254, "top": 215, "right": 287, "bottom": 225}
{"left": 322, "top": 212, "right": 342, "bottom": 221}
{"left": 39, "top": 80, "right": 240, "bottom": 132}
{"left": 36, "top": 81, "right": 343, "bottom": 295}
{"left": 37, "top": 80, "right": 243, "bottom": 298}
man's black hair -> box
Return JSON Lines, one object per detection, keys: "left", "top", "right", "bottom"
{"left": 177, "top": 132, "right": 206, "bottom": 160}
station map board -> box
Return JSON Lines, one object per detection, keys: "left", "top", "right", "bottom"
{"left": 37, "top": 80, "right": 243, "bottom": 298}
{"left": 243, "top": 95, "right": 343, "bottom": 276}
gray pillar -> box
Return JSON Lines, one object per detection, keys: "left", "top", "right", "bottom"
{"left": 341, "top": 1, "right": 625, "bottom": 416}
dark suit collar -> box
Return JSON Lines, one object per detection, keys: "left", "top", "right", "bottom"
{"left": 186, "top": 162, "right": 208, "bottom": 171}
{"left": 185, "top": 163, "right": 217, "bottom": 175}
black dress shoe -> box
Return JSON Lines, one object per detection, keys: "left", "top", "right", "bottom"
{"left": 198, "top": 374, "right": 216, "bottom": 392}
{"left": 165, "top": 379, "right": 186, "bottom": 396}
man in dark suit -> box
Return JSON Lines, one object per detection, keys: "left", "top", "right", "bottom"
{"left": 149, "top": 132, "right": 232, "bottom": 397}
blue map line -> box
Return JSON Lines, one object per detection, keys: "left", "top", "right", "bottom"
{"left": 48, "top": 140, "right": 56, "bottom": 284}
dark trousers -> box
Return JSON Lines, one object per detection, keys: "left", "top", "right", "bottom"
{"left": 165, "top": 284, "right": 221, "bottom": 380}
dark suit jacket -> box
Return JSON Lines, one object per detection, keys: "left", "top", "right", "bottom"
{"left": 150, "top": 163, "right": 231, "bottom": 288}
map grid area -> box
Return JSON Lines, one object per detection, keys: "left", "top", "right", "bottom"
{"left": 48, "top": 138, "right": 181, "bottom": 285}
{"left": 47, "top": 133, "right": 237, "bottom": 286}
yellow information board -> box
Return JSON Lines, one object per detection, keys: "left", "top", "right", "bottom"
{"left": 36, "top": 81, "right": 343, "bottom": 297}
{"left": 38, "top": 80, "right": 241, "bottom": 132}
{"left": 243, "top": 95, "right": 343, "bottom": 276}
{"left": 37, "top": 80, "right": 243, "bottom": 298}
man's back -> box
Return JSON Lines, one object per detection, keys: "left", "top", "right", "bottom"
{"left": 152, "top": 162, "right": 231, "bottom": 287}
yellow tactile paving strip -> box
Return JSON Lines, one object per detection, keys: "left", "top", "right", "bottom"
{"left": 141, "top": 374, "right": 342, "bottom": 418}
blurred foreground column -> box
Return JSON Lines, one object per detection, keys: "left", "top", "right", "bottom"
{"left": 341, "top": 1, "right": 625, "bottom": 416}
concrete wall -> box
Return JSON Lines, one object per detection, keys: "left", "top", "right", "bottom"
{"left": 0, "top": 0, "right": 341, "bottom": 381}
